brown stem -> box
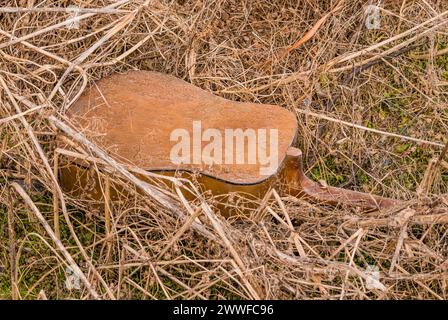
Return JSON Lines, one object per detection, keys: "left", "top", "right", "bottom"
{"left": 7, "top": 190, "right": 18, "bottom": 300}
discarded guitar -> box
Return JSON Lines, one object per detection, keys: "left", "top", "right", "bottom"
{"left": 60, "top": 71, "right": 400, "bottom": 211}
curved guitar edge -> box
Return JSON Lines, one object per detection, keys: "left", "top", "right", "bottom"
{"left": 283, "top": 147, "right": 401, "bottom": 211}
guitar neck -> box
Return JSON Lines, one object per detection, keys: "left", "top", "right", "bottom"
{"left": 282, "top": 147, "right": 401, "bottom": 211}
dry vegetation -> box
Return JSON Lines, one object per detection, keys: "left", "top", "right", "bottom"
{"left": 0, "top": 0, "right": 448, "bottom": 299}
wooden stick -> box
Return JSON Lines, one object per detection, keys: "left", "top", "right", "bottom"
{"left": 411, "top": 46, "right": 448, "bottom": 60}
{"left": 157, "top": 207, "right": 202, "bottom": 260}
{"left": 0, "top": 0, "right": 130, "bottom": 50}
{"left": 296, "top": 108, "right": 444, "bottom": 148}
{"left": 352, "top": 213, "right": 448, "bottom": 227}
{"left": 417, "top": 158, "right": 439, "bottom": 196}
{"left": 0, "top": 7, "right": 127, "bottom": 14}
{"left": 329, "top": 228, "right": 364, "bottom": 260}
{"left": 7, "top": 191, "right": 18, "bottom": 300}
{"left": 389, "top": 221, "right": 411, "bottom": 275}
{"left": 53, "top": 153, "right": 60, "bottom": 239}
{"left": 0, "top": 105, "right": 43, "bottom": 125}
{"left": 104, "top": 176, "right": 111, "bottom": 241}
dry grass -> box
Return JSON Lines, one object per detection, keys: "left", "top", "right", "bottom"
{"left": 0, "top": 0, "right": 447, "bottom": 299}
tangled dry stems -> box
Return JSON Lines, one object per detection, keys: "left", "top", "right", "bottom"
{"left": 0, "top": 0, "right": 447, "bottom": 299}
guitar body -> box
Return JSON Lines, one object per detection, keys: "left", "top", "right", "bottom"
{"left": 59, "top": 71, "right": 399, "bottom": 212}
